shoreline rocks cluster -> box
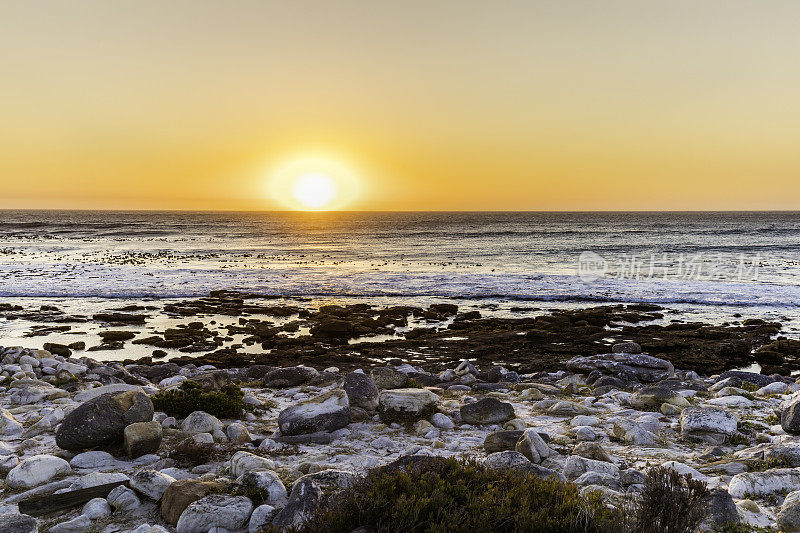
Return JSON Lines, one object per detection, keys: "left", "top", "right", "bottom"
{"left": 1, "top": 299, "right": 800, "bottom": 531}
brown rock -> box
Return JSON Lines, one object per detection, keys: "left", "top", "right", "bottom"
{"left": 160, "top": 479, "right": 227, "bottom": 525}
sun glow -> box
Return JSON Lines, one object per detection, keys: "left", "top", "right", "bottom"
{"left": 267, "top": 155, "right": 360, "bottom": 211}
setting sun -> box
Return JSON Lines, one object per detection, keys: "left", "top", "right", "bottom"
{"left": 292, "top": 173, "right": 337, "bottom": 210}
{"left": 267, "top": 155, "right": 360, "bottom": 211}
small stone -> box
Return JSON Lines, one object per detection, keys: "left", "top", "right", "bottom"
{"left": 484, "top": 430, "right": 524, "bottom": 453}
{"left": 50, "top": 515, "right": 91, "bottom": 533}
{"left": 181, "top": 411, "right": 223, "bottom": 435}
{"left": 0, "top": 513, "right": 38, "bottom": 533}
{"left": 82, "top": 497, "right": 112, "bottom": 519}
{"left": 249, "top": 504, "right": 277, "bottom": 533}
{"left": 430, "top": 412, "right": 455, "bottom": 429}
{"left": 107, "top": 485, "right": 141, "bottom": 511}
{"left": 226, "top": 423, "right": 252, "bottom": 444}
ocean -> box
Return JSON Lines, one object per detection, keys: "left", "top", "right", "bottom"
{"left": 1, "top": 210, "right": 800, "bottom": 309}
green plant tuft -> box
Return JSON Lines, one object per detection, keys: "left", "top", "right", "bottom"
{"left": 152, "top": 380, "right": 244, "bottom": 418}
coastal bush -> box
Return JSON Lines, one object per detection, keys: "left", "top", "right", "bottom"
{"left": 168, "top": 438, "right": 217, "bottom": 467}
{"left": 282, "top": 456, "right": 620, "bottom": 533}
{"left": 624, "top": 467, "right": 709, "bottom": 533}
{"left": 152, "top": 381, "right": 244, "bottom": 418}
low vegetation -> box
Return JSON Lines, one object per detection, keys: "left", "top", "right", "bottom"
{"left": 284, "top": 457, "right": 620, "bottom": 533}
{"left": 623, "top": 467, "right": 710, "bottom": 533}
{"left": 284, "top": 460, "right": 722, "bottom": 533}
{"left": 152, "top": 380, "right": 244, "bottom": 418}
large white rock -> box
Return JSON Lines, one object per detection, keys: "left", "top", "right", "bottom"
{"left": 680, "top": 407, "right": 737, "bottom": 444}
{"left": 180, "top": 411, "right": 223, "bottom": 434}
{"left": 6, "top": 455, "right": 72, "bottom": 490}
{"left": 729, "top": 469, "right": 800, "bottom": 499}
{"left": 74, "top": 384, "right": 144, "bottom": 403}
{"left": 229, "top": 451, "right": 276, "bottom": 477}
{"left": 176, "top": 494, "right": 254, "bottom": 533}
{"left": 377, "top": 388, "right": 439, "bottom": 422}
{"left": 563, "top": 455, "right": 619, "bottom": 480}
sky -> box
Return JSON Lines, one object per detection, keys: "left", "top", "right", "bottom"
{"left": 1, "top": 0, "right": 799, "bottom": 211}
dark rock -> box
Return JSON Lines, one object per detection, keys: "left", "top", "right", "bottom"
{"left": 704, "top": 488, "right": 741, "bottom": 528}
{"left": 460, "top": 398, "right": 515, "bottom": 425}
{"left": 271, "top": 478, "right": 322, "bottom": 529}
{"left": 55, "top": 390, "right": 154, "bottom": 452}
{"left": 263, "top": 366, "right": 319, "bottom": 388}
{"left": 99, "top": 331, "right": 137, "bottom": 342}
{"left": 612, "top": 341, "right": 642, "bottom": 354}
{"left": 483, "top": 430, "right": 524, "bottom": 453}
{"left": 719, "top": 371, "right": 774, "bottom": 388}
{"left": 0, "top": 513, "right": 37, "bottom": 533}
{"left": 782, "top": 398, "right": 800, "bottom": 435}
{"left": 43, "top": 342, "right": 71, "bottom": 357}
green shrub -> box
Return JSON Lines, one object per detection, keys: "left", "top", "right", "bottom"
{"left": 152, "top": 381, "right": 244, "bottom": 418}
{"left": 624, "top": 467, "right": 709, "bottom": 533}
{"left": 283, "top": 457, "right": 620, "bottom": 533}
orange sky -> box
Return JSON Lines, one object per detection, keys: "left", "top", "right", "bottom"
{"left": 2, "top": 1, "right": 800, "bottom": 211}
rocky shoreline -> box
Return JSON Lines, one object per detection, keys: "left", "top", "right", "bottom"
{"left": 2, "top": 295, "right": 800, "bottom": 531}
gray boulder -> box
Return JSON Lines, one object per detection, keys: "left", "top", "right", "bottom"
{"left": 278, "top": 390, "right": 351, "bottom": 436}
{"left": 377, "top": 388, "right": 438, "bottom": 422}
{"left": 343, "top": 372, "right": 379, "bottom": 410}
{"left": 460, "top": 398, "right": 515, "bottom": 425}
{"left": 56, "top": 390, "right": 154, "bottom": 451}
{"left": 680, "top": 407, "right": 737, "bottom": 445}
{"left": 778, "top": 489, "right": 800, "bottom": 532}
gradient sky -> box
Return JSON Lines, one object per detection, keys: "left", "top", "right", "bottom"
{"left": 2, "top": 1, "right": 800, "bottom": 211}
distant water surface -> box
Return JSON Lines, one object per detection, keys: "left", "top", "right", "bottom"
{"left": 2, "top": 210, "right": 800, "bottom": 312}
